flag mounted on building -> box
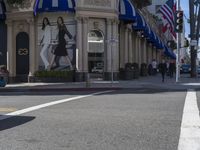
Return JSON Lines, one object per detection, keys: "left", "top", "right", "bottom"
{"left": 159, "top": 0, "right": 176, "bottom": 38}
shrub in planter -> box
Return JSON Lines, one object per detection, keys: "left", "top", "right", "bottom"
{"left": 140, "top": 63, "right": 148, "bottom": 76}
{"left": 119, "top": 68, "right": 125, "bottom": 80}
{"left": 124, "top": 63, "right": 134, "bottom": 80}
{"left": 132, "top": 63, "right": 139, "bottom": 79}
{"left": 34, "top": 70, "right": 74, "bottom": 82}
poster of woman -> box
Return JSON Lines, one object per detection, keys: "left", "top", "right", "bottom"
{"left": 40, "top": 17, "right": 51, "bottom": 70}
{"left": 49, "top": 16, "right": 74, "bottom": 70}
{"left": 37, "top": 15, "right": 76, "bottom": 71}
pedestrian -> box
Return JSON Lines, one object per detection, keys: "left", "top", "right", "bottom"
{"left": 152, "top": 59, "right": 157, "bottom": 75}
{"left": 148, "top": 63, "right": 153, "bottom": 75}
{"left": 169, "top": 60, "right": 175, "bottom": 78}
{"left": 159, "top": 59, "right": 167, "bottom": 82}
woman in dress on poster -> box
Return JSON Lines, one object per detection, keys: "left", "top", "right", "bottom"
{"left": 40, "top": 17, "right": 52, "bottom": 70}
{"left": 49, "top": 16, "right": 73, "bottom": 70}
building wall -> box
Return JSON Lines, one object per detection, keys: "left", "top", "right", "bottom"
{"left": 0, "top": 20, "right": 7, "bottom": 65}
{"left": 3, "top": 0, "right": 163, "bottom": 82}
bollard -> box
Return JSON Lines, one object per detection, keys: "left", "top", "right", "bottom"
{"left": 86, "top": 73, "right": 90, "bottom": 88}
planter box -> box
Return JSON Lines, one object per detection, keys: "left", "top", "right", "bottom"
{"left": 31, "top": 77, "right": 74, "bottom": 83}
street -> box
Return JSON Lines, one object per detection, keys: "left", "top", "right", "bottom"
{"left": 0, "top": 86, "right": 199, "bottom": 150}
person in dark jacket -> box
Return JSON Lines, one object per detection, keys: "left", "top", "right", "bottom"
{"left": 159, "top": 59, "right": 167, "bottom": 82}
{"left": 169, "top": 60, "right": 175, "bottom": 78}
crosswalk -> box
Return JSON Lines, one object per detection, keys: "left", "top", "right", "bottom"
{"left": 178, "top": 90, "right": 200, "bottom": 150}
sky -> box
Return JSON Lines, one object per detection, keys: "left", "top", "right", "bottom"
{"left": 181, "top": 1, "right": 190, "bottom": 37}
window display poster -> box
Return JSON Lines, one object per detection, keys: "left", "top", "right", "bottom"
{"left": 37, "top": 15, "right": 76, "bottom": 71}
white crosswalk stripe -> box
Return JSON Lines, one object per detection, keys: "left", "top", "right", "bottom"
{"left": 178, "top": 89, "right": 200, "bottom": 150}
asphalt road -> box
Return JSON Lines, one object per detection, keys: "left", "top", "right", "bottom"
{"left": 0, "top": 88, "right": 195, "bottom": 150}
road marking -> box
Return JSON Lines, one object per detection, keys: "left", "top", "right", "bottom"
{"left": 0, "top": 90, "right": 114, "bottom": 121}
{"left": 178, "top": 89, "right": 200, "bottom": 150}
{"left": 0, "top": 108, "right": 17, "bottom": 112}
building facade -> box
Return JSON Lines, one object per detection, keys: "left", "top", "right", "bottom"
{"left": 0, "top": 0, "right": 175, "bottom": 82}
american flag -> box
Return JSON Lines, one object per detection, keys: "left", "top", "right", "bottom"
{"left": 159, "top": 0, "right": 176, "bottom": 38}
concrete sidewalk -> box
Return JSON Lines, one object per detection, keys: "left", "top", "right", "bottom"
{"left": 0, "top": 74, "right": 200, "bottom": 92}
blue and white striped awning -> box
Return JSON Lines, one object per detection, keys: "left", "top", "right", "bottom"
{"left": 132, "top": 12, "right": 146, "bottom": 30}
{"left": 34, "top": 0, "right": 75, "bottom": 15}
{"left": 119, "top": 0, "right": 137, "bottom": 22}
{"left": 0, "top": 1, "right": 6, "bottom": 20}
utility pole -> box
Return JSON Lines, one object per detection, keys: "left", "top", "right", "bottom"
{"left": 176, "top": 0, "right": 181, "bottom": 82}
{"left": 189, "top": 0, "right": 198, "bottom": 77}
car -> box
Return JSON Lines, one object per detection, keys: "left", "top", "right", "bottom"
{"left": 91, "top": 67, "right": 103, "bottom": 73}
{"left": 198, "top": 66, "right": 200, "bottom": 74}
{"left": 180, "top": 64, "right": 191, "bottom": 74}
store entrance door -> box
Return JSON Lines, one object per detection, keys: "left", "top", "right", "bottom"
{"left": 16, "top": 32, "right": 29, "bottom": 82}
{"left": 88, "top": 30, "right": 104, "bottom": 79}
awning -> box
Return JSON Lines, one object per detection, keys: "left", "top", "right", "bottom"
{"left": 132, "top": 12, "right": 146, "bottom": 30}
{"left": 119, "top": 0, "right": 137, "bottom": 22}
{"left": 34, "top": 0, "right": 75, "bottom": 15}
{"left": 156, "top": 38, "right": 164, "bottom": 49}
{"left": 0, "top": 1, "right": 6, "bottom": 20}
{"left": 164, "top": 46, "right": 176, "bottom": 59}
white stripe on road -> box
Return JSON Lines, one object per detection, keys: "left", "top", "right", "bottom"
{"left": 178, "top": 89, "right": 200, "bottom": 150}
{"left": 0, "top": 90, "right": 114, "bottom": 121}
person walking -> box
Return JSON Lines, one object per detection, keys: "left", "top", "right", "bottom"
{"left": 152, "top": 59, "right": 157, "bottom": 75}
{"left": 40, "top": 17, "right": 52, "bottom": 70}
{"left": 159, "top": 59, "right": 167, "bottom": 82}
{"left": 169, "top": 60, "right": 175, "bottom": 78}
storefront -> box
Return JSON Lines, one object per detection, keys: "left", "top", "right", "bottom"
{"left": 3, "top": 0, "right": 175, "bottom": 82}
{"left": 0, "top": 0, "right": 6, "bottom": 66}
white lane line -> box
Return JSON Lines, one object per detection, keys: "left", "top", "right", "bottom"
{"left": 178, "top": 89, "right": 200, "bottom": 150}
{"left": 0, "top": 90, "right": 114, "bottom": 121}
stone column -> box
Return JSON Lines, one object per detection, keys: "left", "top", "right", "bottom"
{"left": 112, "top": 19, "right": 119, "bottom": 76}
{"left": 76, "top": 17, "right": 83, "bottom": 72}
{"left": 75, "top": 17, "right": 84, "bottom": 81}
{"left": 119, "top": 22, "right": 125, "bottom": 68}
{"left": 135, "top": 35, "right": 139, "bottom": 64}
{"left": 138, "top": 36, "right": 141, "bottom": 67}
{"left": 132, "top": 31, "right": 136, "bottom": 63}
{"left": 124, "top": 27, "right": 128, "bottom": 64}
{"left": 28, "top": 18, "right": 36, "bottom": 81}
{"left": 82, "top": 17, "right": 88, "bottom": 73}
{"left": 128, "top": 29, "right": 133, "bottom": 63}
{"left": 6, "top": 20, "right": 15, "bottom": 82}
{"left": 148, "top": 43, "right": 152, "bottom": 64}
{"left": 106, "top": 19, "right": 112, "bottom": 73}
{"left": 142, "top": 39, "right": 147, "bottom": 64}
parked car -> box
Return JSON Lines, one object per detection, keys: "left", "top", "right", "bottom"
{"left": 91, "top": 67, "right": 103, "bottom": 73}
{"left": 180, "top": 64, "right": 191, "bottom": 74}
{"left": 198, "top": 66, "right": 200, "bottom": 74}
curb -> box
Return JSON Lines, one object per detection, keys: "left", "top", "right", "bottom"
{"left": 0, "top": 87, "right": 123, "bottom": 93}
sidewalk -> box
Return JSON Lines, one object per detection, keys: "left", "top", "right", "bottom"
{"left": 0, "top": 74, "right": 200, "bottom": 92}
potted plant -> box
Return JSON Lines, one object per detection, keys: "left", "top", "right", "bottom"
{"left": 140, "top": 63, "right": 148, "bottom": 76}
{"left": 132, "top": 63, "right": 139, "bottom": 79}
{"left": 124, "top": 63, "right": 134, "bottom": 80}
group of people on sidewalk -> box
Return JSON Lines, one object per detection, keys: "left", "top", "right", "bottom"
{"left": 148, "top": 59, "right": 175, "bottom": 82}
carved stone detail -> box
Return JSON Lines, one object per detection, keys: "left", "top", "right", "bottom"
{"left": 84, "top": 0, "right": 111, "bottom": 7}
